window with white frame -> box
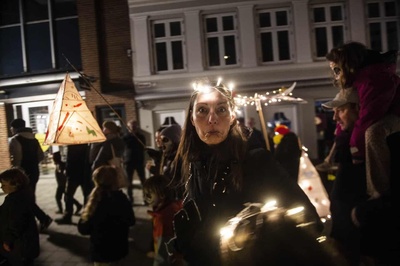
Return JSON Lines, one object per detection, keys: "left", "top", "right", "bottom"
{"left": 204, "top": 13, "right": 239, "bottom": 67}
{"left": 152, "top": 19, "right": 185, "bottom": 73}
{"left": 257, "top": 8, "right": 293, "bottom": 63}
{"left": 311, "top": 3, "right": 346, "bottom": 58}
{"left": 366, "top": 0, "right": 399, "bottom": 51}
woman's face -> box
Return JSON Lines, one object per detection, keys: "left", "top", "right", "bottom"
{"left": 191, "top": 90, "right": 236, "bottom": 145}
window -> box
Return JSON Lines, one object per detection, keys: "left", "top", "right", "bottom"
{"left": 0, "top": 0, "right": 81, "bottom": 77}
{"left": 257, "top": 8, "right": 293, "bottom": 63}
{"left": 204, "top": 13, "right": 239, "bottom": 68}
{"left": 311, "top": 3, "right": 346, "bottom": 58}
{"left": 152, "top": 19, "right": 185, "bottom": 73}
{"left": 366, "top": 0, "right": 399, "bottom": 51}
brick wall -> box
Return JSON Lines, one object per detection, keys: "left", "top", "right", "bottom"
{"left": 0, "top": 104, "right": 11, "bottom": 171}
{"left": 77, "top": 0, "right": 138, "bottom": 127}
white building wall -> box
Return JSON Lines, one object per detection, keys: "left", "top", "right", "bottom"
{"left": 128, "top": 0, "right": 399, "bottom": 159}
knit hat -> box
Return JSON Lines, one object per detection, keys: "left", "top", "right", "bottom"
{"left": 10, "top": 118, "right": 26, "bottom": 129}
{"left": 161, "top": 124, "right": 182, "bottom": 145}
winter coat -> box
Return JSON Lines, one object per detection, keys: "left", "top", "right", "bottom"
{"left": 148, "top": 200, "right": 183, "bottom": 266}
{"left": 123, "top": 131, "right": 146, "bottom": 165}
{"left": 91, "top": 134, "right": 125, "bottom": 172}
{"left": 77, "top": 190, "right": 135, "bottom": 263}
{"left": 8, "top": 128, "right": 44, "bottom": 184}
{"left": 171, "top": 141, "right": 322, "bottom": 265}
{"left": 0, "top": 188, "right": 40, "bottom": 262}
{"left": 329, "top": 130, "right": 368, "bottom": 263}
{"left": 350, "top": 54, "right": 400, "bottom": 160}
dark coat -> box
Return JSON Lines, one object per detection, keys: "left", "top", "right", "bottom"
{"left": 274, "top": 132, "right": 302, "bottom": 181}
{"left": 0, "top": 188, "right": 40, "bottom": 262}
{"left": 329, "top": 131, "right": 368, "bottom": 264}
{"left": 66, "top": 144, "right": 91, "bottom": 182}
{"left": 123, "top": 132, "right": 146, "bottom": 165}
{"left": 173, "top": 142, "right": 322, "bottom": 265}
{"left": 91, "top": 135, "right": 125, "bottom": 171}
{"left": 77, "top": 190, "right": 135, "bottom": 263}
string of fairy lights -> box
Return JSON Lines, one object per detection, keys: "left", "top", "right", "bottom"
{"left": 191, "top": 78, "right": 306, "bottom": 107}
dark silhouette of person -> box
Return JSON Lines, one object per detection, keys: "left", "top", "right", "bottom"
{"left": 8, "top": 118, "right": 53, "bottom": 231}
{"left": 55, "top": 144, "right": 91, "bottom": 224}
{"left": 123, "top": 119, "right": 146, "bottom": 204}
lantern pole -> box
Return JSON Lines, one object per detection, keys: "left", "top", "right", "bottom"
{"left": 62, "top": 54, "right": 145, "bottom": 147}
{"left": 255, "top": 96, "right": 271, "bottom": 151}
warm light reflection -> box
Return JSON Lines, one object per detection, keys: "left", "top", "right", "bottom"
{"left": 286, "top": 206, "right": 304, "bottom": 216}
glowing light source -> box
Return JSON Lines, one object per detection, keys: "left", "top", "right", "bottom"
{"left": 44, "top": 73, "right": 106, "bottom": 145}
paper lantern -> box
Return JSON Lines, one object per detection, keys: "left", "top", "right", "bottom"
{"left": 44, "top": 73, "right": 106, "bottom": 145}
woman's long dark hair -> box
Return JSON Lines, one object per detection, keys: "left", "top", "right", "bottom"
{"left": 173, "top": 81, "right": 248, "bottom": 192}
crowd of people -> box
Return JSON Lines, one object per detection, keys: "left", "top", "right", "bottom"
{"left": 0, "top": 40, "right": 399, "bottom": 266}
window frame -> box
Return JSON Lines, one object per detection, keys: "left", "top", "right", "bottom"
{"left": 310, "top": 2, "right": 347, "bottom": 60}
{"left": 0, "top": 0, "right": 80, "bottom": 78}
{"left": 150, "top": 18, "right": 187, "bottom": 74}
{"left": 256, "top": 7, "right": 294, "bottom": 65}
{"left": 203, "top": 12, "right": 240, "bottom": 69}
{"left": 366, "top": 0, "right": 400, "bottom": 51}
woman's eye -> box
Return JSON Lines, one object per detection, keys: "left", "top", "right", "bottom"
{"left": 196, "top": 106, "right": 208, "bottom": 115}
{"left": 217, "top": 107, "right": 227, "bottom": 113}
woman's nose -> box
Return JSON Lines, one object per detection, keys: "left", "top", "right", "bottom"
{"left": 208, "top": 111, "right": 218, "bottom": 124}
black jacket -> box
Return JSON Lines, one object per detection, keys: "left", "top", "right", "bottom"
{"left": 77, "top": 190, "right": 135, "bottom": 263}
{"left": 173, "top": 144, "right": 322, "bottom": 265}
{"left": 0, "top": 188, "right": 40, "bottom": 262}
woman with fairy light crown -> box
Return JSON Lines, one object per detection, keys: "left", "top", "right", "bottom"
{"left": 166, "top": 78, "right": 325, "bottom": 266}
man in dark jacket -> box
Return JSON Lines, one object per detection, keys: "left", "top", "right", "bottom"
{"left": 322, "top": 89, "right": 368, "bottom": 265}
{"left": 8, "top": 118, "right": 53, "bottom": 231}
{"left": 123, "top": 120, "right": 146, "bottom": 204}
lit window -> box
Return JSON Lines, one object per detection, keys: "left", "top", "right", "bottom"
{"left": 152, "top": 19, "right": 186, "bottom": 73}
{"left": 204, "top": 13, "right": 239, "bottom": 68}
{"left": 311, "top": 4, "right": 346, "bottom": 58}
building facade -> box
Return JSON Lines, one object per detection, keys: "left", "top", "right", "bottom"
{"left": 0, "top": 0, "right": 136, "bottom": 170}
{"left": 0, "top": 0, "right": 399, "bottom": 171}
{"left": 128, "top": 0, "right": 400, "bottom": 158}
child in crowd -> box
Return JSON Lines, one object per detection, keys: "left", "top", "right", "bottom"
{"left": 143, "top": 175, "right": 182, "bottom": 266}
{"left": 77, "top": 165, "right": 136, "bottom": 265}
{"left": 52, "top": 151, "right": 82, "bottom": 215}
{"left": 0, "top": 168, "right": 40, "bottom": 266}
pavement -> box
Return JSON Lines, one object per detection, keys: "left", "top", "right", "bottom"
{"left": 0, "top": 165, "right": 154, "bottom": 266}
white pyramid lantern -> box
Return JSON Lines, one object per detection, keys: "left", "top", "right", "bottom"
{"left": 44, "top": 73, "right": 106, "bottom": 145}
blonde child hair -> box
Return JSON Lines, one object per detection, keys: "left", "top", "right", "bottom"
{"left": 81, "top": 165, "right": 120, "bottom": 221}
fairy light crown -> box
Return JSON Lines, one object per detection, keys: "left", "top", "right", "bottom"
{"left": 234, "top": 82, "right": 306, "bottom": 107}
{"left": 192, "top": 77, "right": 234, "bottom": 94}
{"left": 191, "top": 77, "right": 237, "bottom": 109}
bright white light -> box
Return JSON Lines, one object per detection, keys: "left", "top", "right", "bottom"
{"left": 217, "top": 77, "right": 222, "bottom": 86}
{"left": 286, "top": 206, "right": 304, "bottom": 216}
{"left": 261, "top": 200, "right": 277, "bottom": 212}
